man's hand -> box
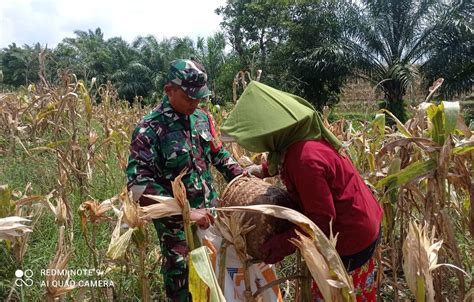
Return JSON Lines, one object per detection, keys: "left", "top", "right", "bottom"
{"left": 244, "top": 164, "right": 265, "bottom": 178}
{"left": 189, "top": 208, "right": 215, "bottom": 229}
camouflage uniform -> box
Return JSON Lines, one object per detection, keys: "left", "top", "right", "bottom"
{"left": 126, "top": 59, "right": 242, "bottom": 301}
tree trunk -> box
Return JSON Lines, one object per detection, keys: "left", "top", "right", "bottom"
{"left": 383, "top": 80, "right": 407, "bottom": 123}
{"left": 232, "top": 29, "right": 246, "bottom": 67}
{"left": 259, "top": 28, "right": 266, "bottom": 67}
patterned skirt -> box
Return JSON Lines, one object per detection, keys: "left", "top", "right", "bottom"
{"left": 311, "top": 257, "right": 377, "bottom": 302}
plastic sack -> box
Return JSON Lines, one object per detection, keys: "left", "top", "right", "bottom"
{"left": 196, "top": 226, "right": 283, "bottom": 302}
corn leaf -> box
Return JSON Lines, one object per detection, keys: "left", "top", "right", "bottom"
{"left": 218, "top": 205, "right": 315, "bottom": 239}
{"left": 426, "top": 101, "right": 460, "bottom": 146}
{"left": 441, "top": 101, "right": 460, "bottom": 137}
{"left": 426, "top": 103, "right": 444, "bottom": 145}
{"left": 106, "top": 227, "right": 135, "bottom": 260}
{"left": 78, "top": 82, "right": 92, "bottom": 121}
{"left": 416, "top": 275, "right": 426, "bottom": 302}
{"left": 371, "top": 113, "right": 386, "bottom": 139}
{"left": 452, "top": 139, "right": 474, "bottom": 155}
{"left": 382, "top": 158, "right": 402, "bottom": 237}
{"left": 454, "top": 145, "right": 474, "bottom": 155}
{"left": 190, "top": 246, "right": 226, "bottom": 302}
{"left": 375, "top": 159, "right": 436, "bottom": 188}
{"left": 379, "top": 109, "right": 412, "bottom": 137}
{"left": 289, "top": 231, "right": 337, "bottom": 301}
{"left": 189, "top": 255, "right": 209, "bottom": 302}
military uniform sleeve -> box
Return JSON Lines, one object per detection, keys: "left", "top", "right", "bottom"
{"left": 126, "top": 125, "right": 170, "bottom": 206}
{"left": 210, "top": 145, "right": 243, "bottom": 182}
{"left": 206, "top": 112, "right": 243, "bottom": 182}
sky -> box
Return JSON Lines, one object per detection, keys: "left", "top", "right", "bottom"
{"left": 0, "top": 0, "right": 227, "bottom": 48}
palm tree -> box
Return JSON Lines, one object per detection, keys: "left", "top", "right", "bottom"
{"left": 104, "top": 37, "right": 139, "bottom": 77}
{"left": 111, "top": 62, "right": 153, "bottom": 103}
{"left": 133, "top": 35, "right": 163, "bottom": 74}
{"left": 196, "top": 33, "right": 227, "bottom": 93}
{"left": 60, "top": 28, "right": 109, "bottom": 82}
{"left": 344, "top": 0, "right": 472, "bottom": 121}
{"left": 170, "top": 37, "right": 196, "bottom": 60}
{"left": 133, "top": 35, "right": 199, "bottom": 94}
{"left": 0, "top": 43, "right": 42, "bottom": 86}
{"left": 421, "top": 0, "right": 473, "bottom": 97}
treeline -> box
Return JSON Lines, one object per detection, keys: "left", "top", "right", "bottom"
{"left": 1, "top": 0, "right": 472, "bottom": 120}
{"left": 0, "top": 30, "right": 235, "bottom": 106}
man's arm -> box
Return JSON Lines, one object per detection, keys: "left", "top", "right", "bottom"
{"left": 210, "top": 146, "right": 243, "bottom": 182}
{"left": 205, "top": 112, "right": 243, "bottom": 181}
{"left": 126, "top": 124, "right": 171, "bottom": 206}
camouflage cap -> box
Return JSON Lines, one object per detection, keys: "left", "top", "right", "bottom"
{"left": 168, "top": 59, "right": 212, "bottom": 100}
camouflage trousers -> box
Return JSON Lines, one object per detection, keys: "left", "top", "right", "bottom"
{"left": 153, "top": 217, "right": 191, "bottom": 302}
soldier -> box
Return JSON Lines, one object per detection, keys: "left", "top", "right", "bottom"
{"left": 127, "top": 59, "right": 243, "bottom": 301}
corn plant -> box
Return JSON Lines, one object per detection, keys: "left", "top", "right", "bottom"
{"left": 2, "top": 68, "right": 473, "bottom": 301}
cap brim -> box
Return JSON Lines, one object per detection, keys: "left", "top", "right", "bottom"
{"left": 185, "top": 85, "right": 212, "bottom": 100}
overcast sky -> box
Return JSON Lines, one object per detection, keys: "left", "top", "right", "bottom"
{"left": 0, "top": 0, "right": 226, "bottom": 48}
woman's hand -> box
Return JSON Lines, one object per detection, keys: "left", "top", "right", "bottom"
{"left": 244, "top": 164, "right": 265, "bottom": 178}
{"left": 189, "top": 208, "right": 215, "bottom": 229}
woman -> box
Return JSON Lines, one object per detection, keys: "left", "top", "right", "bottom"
{"left": 221, "top": 81, "right": 383, "bottom": 301}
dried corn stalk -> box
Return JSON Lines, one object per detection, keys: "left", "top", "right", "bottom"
{"left": 44, "top": 226, "right": 76, "bottom": 301}
{"left": 217, "top": 205, "right": 355, "bottom": 301}
{"left": 44, "top": 192, "right": 68, "bottom": 226}
{"left": 107, "top": 190, "right": 152, "bottom": 301}
{"left": 139, "top": 170, "right": 225, "bottom": 300}
{"left": 106, "top": 211, "right": 135, "bottom": 260}
{"left": 79, "top": 196, "right": 119, "bottom": 269}
{"left": 290, "top": 230, "right": 345, "bottom": 301}
{"left": 171, "top": 170, "right": 195, "bottom": 249}
{"left": 214, "top": 212, "right": 256, "bottom": 301}
{"left": 106, "top": 172, "right": 190, "bottom": 259}
{"left": 120, "top": 189, "right": 146, "bottom": 229}
{"left": 214, "top": 212, "right": 255, "bottom": 262}
{"left": 106, "top": 189, "right": 146, "bottom": 259}
{"left": 402, "top": 221, "right": 465, "bottom": 302}
{"left": 78, "top": 197, "right": 116, "bottom": 225}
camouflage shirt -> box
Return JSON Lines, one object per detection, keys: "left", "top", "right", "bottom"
{"left": 127, "top": 95, "right": 242, "bottom": 208}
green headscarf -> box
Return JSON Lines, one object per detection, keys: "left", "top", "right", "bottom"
{"left": 221, "top": 81, "right": 342, "bottom": 175}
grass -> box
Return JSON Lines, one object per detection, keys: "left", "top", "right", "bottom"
{"left": 0, "top": 150, "right": 58, "bottom": 299}
{"left": 329, "top": 110, "right": 376, "bottom": 123}
{"left": 0, "top": 145, "right": 166, "bottom": 301}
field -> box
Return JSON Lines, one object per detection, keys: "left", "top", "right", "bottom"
{"left": 0, "top": 77, "right": 473, "bottom": 301}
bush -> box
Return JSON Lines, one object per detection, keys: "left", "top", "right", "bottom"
{"left": 461, "top": 99, "right": 474, "bottom": 127}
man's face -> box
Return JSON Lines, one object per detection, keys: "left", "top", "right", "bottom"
{"left": 167, "top": 85, "right": 202, "bottom": 115}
